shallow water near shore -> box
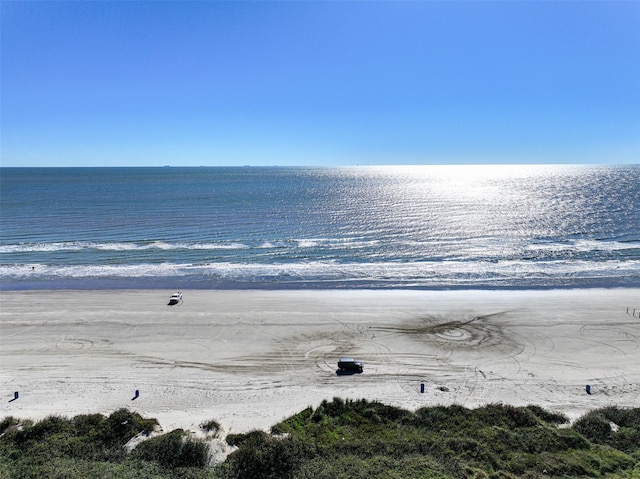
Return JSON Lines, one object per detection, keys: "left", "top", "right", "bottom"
{"left": 2, "top": 165, "right": 639, "bottom": 290}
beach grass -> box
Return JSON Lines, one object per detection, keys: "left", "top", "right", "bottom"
{"left": 2, "top": 401, "right": 639, "bottom": 479}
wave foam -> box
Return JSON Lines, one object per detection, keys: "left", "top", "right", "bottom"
{"left": 0, "top": 237, "right": 386, "bottom": 254}
{"left": 0, "top": 241, "right": 250, "bottom": 253}
{"left": 527, "top": 239, "right": 639, "bottom": 253}
{"left": 2, "top": 260, "right": 639, "bottom": 286}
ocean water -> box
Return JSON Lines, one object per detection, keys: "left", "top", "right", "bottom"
{"left": 1, "top": 165, "right": 639, "bottom": 290}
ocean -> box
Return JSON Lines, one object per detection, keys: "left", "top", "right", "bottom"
{"left": 1, "top": 165, "right": 638, "bottom": 290}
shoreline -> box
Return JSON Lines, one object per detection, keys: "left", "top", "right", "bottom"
{"left": 2, "top": 288, "right": 639, "bottom": 434}
{"left": 5, "top": 284, "right": 640, "bottom": 292}
{"left": 3, "top": 278, "right": 640, "bottom": 291}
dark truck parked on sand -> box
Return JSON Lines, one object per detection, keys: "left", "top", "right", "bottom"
{"left": 338, "top": 357, "right": 363, "bottom": 373}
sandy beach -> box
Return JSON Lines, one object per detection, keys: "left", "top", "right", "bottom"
{"left": 1, "top": 289, "right": 639, "bottom": 435}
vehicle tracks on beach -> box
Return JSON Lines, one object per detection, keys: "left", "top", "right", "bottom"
{"left": 366, "top": 311, "right": 523, "bottom": 397}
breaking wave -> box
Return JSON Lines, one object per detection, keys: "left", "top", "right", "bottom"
{"left": 3, "top": 259, "right": 639, "bottom": 289}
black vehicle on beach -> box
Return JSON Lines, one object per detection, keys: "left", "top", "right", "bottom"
{"left": 338, "top": 357, "right": 363, "bottom": 373}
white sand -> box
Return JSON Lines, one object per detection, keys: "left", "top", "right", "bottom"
{"left": 1, "top": 289, "right": 639, "bottom": 435}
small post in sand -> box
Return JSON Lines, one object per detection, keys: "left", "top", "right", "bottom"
{"left": 8, "top": 391, "right": 19, "bottom": 402}
{"left": 132, "top": 389, "right": 140, "bottom": 401}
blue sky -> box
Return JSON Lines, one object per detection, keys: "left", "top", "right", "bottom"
{"left": 1, "top": 1, "right": 639, "bottom": 167}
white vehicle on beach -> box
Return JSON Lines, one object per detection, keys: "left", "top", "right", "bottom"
{"left": 167, "top": 292, "right": 182, "bottom": 306}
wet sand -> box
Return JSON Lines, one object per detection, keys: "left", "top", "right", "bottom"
{"left": 1, "top": 289, "right": 639, "bottom": 434}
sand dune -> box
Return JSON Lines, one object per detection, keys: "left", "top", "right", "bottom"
{"left": 1, "top": 289, "right": 639, "bottom": 434}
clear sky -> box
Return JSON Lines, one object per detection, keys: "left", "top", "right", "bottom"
{"left": 1, "top": 1, "right": 639, "bottom": 167}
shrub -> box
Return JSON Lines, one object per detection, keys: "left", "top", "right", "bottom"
{"left": 0, "top": 416, "right": 20, "bottom": 436}
{"left": 132, "top": 429, "right": 210, "bottom": 469}
{"left": 524, "top": 405, "right": 568, "bottom": 425}
{"left": 225, "top": 433, "right": 309, "bottom": 479}
{"left": 608, "top": 426, "right": 640, "bottom": 455}
{"left": 595, "top": 407, "right": 640, "bottom": 428}
{"left": 99, "top": 409, "right": 158, "bottom": 447}
{"left": 226, "top": 430, "right": 269, "bottom": 447}
{"left": 72, "top": 413, "right": 105, "bottom": 437}
{"left": 573, "top": 411, "right": 613, "bottom": 443}
{"left": 271, "top": 407, "right": 313, "bottom": 434}
{"left": 12, "top": 415, "right": 73, "bottom": 444}
{"left": 477, "top": 404, "right": 538, "bottom": 429}
{"left": 414, "top": 404, "right": 470, "bottom": 431}
{"left": 200, "top": 419, "right": 221, "bottom": 435}
{"left": 572, "top": 407, "right": 640, "bottom": 455}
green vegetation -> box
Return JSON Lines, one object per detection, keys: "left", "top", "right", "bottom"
{"left": 1, "top": 401, "right": 639, "bottom": 479}
{"left": 0, "top": 409, "right": 214, "bottom": 479}
{"left": 200, "top": 419, "right": 221, "bottom": 436}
